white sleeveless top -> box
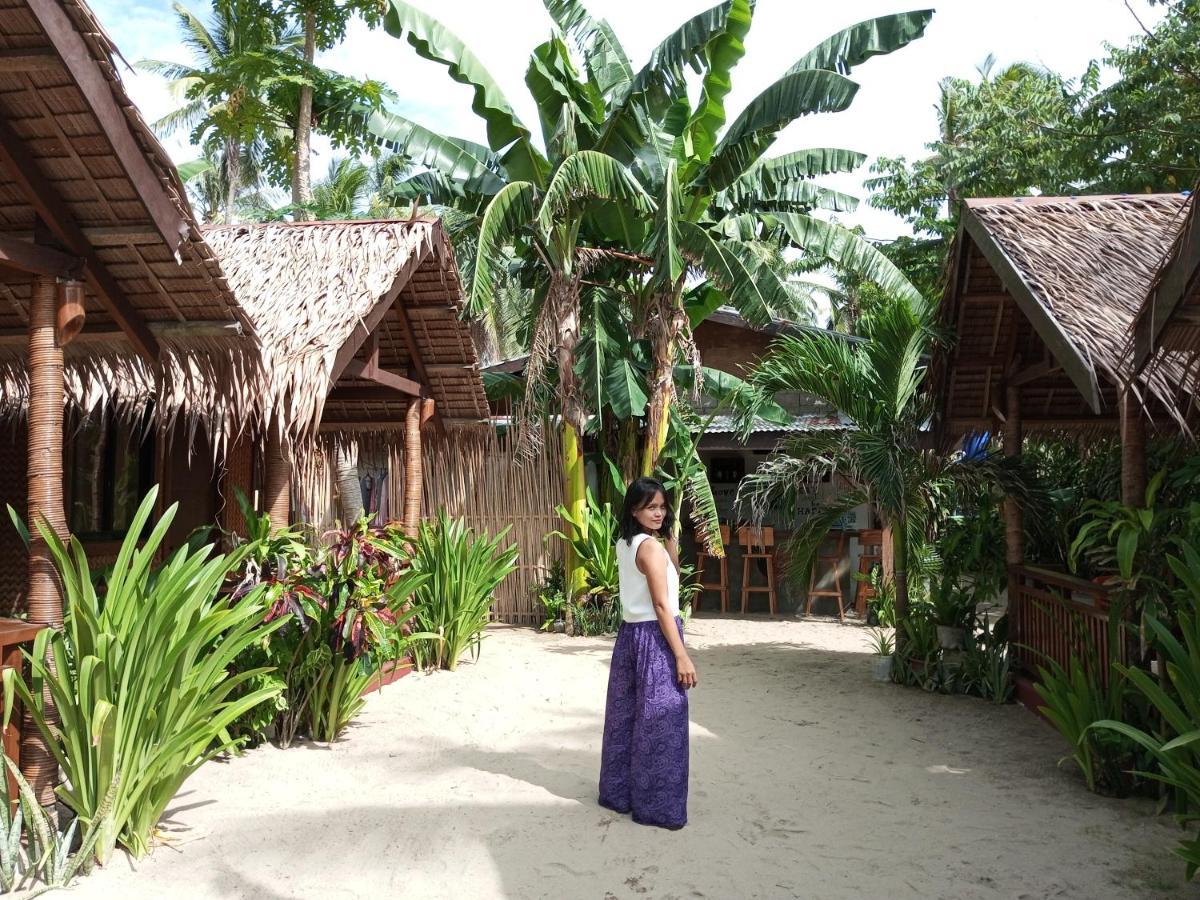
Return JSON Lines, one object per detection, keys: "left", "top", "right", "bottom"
{"left": 616, "top": 533, "right": 680, "bottom": 623}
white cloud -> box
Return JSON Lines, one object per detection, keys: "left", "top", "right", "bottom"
{"left": 102, "top": 0, "right": 1164, "bottom": 237}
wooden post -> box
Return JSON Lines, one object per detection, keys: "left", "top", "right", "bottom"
{"left": 1119, "top": 389, "right": 1146, "bottom": 507}
{"left": 23, "top": 275, "right": 67, "bottom": 807}
{"left": 402, "top": 399, "right": 424, "bottom": 536}
{"left": 263, "top": 423, "right": 291, "bottom": 531}
{"left": 1003, "top": 385, "right": 1024, "bottom": 610}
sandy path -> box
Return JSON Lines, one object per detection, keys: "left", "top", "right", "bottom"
{"left": 66, "top": 618, "right": 1187, "bottom": 900}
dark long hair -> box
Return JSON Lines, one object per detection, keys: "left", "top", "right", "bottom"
{"left": 618, "top": 477, "right": 674, "bottom": 544}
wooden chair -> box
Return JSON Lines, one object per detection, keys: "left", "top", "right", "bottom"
{"left": 738, "top": 526, "right": 777, "bottom": 615}
{"left": 695, "top": 524, "right": 731, "bottom": 613}
{"left": 853, "top": 529, "right": 884, "bottom": 619}
{"left": 806, "top": 529, "right": 848, "bottom": 621}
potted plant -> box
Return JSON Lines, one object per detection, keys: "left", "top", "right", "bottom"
{"left": 865, "top": 628, "right": 895, "bottom": 682}
{"left": 901, "top": 613, "right": 941, "bottom": 685}
{"left": 931, "top": 577, "right": 974, "bottom": 650}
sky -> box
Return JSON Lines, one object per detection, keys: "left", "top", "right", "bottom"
{"left": 96, "top": 0, "right": 1166, "bottom": 241}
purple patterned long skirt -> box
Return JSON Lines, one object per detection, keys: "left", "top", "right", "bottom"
{"left": 598, "top": 617, "right": 689, "bottom": 828}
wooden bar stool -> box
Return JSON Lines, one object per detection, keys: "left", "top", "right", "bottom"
{"left": 738, "top": 526, "right": 777, "bottom": 615}
{"left": 853, "top": 529, "right": 884, "bottom": 619}
{"left": 695, "top": 524, "right": 731, "bottom": 612}
{"left": 806, "top": 529, "right": 848, "bottom": 621}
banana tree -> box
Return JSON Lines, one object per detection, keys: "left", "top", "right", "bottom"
{"left": 469, "top": 150, "right": 652, "bottom": 597}
{"left": 624, "top": 2, "right": 934, "bottom": 474}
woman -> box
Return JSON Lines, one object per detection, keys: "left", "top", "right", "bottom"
{"left": 598, "top": 477, "right": 698, "bottom": 829}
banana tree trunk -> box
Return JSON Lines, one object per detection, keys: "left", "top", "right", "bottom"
{"left": 640, "top": 290, "right": 687, "bottom": 477}
{"left": 334, "top": 443, "right": 362, "bottom": 526}
{"left": 24, "top": 275, "right": 67, "bottom": 808}
{"left": 291, "top": 11, "right": 316, "bottom": 221}
{"left": 562, "top": 421, "right": 587, "bottom": 605}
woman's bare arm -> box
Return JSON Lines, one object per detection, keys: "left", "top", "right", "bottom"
{"left": 637, "top": 539, "right": 698, "bottom": 689}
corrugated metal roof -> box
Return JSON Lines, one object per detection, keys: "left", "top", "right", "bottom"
{"left": 701, "top": 414, "right": 847, "bottom": 434}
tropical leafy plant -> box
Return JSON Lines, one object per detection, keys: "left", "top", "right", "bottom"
{"left": 736, "top": 295, "right": 1030, "bottom": 636}
{"left": 954, "top": 613, "right": 1013, "bottom": 703}
{"left": 1, "top": 488, "right": 285, "bottom": 864}
{"left": 403, "top": 511, "right": 519, "bottom": 670}
{"left": 0, "top": 755, "right": 119, "bottom": 895}
{"left": 1092, "top": 542, "right": 1200, "bottom": 879}
{"left": 865, "top": 627, "right": 894, "bottom": 656}
{"left": 241, "top": 517, "right": 431, "bottom": 747}
{"left": 550, "top": 488, "right": 620, "bottom": 605}
{"left": 1033, "top": 608, "right": 1137, "bottom": 796}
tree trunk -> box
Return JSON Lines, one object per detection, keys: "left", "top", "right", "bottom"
{"left": 640, "top": 291, "right": 686, "bottom": 477}
{"left": 225, "top": 137, "right": 241, "bottom": 224}
{"left": 562, "top": 421, "right": 587, "bottom": 633}
{"left": 891, "top": 512, "right": 909, "bottom": 657}
{"left": 403, "top": 399, "right": 423, "bottom": 536}
{"left": 334, "top": 443, "right": 362, "bottom": 526}
{"left": 264, "top": 424, "right": 291, "bottom": 532}
{"left": 1119, "top": 389, "right": 1146, "bottom": 507}
{"left": 1003, "top": 385, "right": 1024, "bottom": 607}
{"left": 617, "top": 417, "right": 639, "bottom": 487}
{"left": 291, "top": 11, "right": 316, "bottom": 221}
{"left": 24, "top": 275, "right": 67, "bottom": 808}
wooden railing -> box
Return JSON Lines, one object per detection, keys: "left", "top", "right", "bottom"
{"left": 1009, "top": 565, "right": 1128, "bottom": 687}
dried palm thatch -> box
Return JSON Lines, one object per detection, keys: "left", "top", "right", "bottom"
{"left": 1134, "top": 191, "right": 1200, "bottom": 369}
{"left": 203, "top": 219, "right": 489, "bottom": 447}
{"left": 936, "top": 195, "right": 1197, "bottom": 436}
{"left": 0, "top": 0, "right": 261, "bottom": 444}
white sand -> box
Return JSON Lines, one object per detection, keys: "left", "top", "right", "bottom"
{"left": 64, "top": 617, "right": 1188, "bottom": 900}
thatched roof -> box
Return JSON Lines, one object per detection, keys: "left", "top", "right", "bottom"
{"left": 934, "top": 194, "right": 1196, "bottom": 436}
{"left": 1134, "top": 191, "right": 1200, "bottom": 367}
{"left": 0, "top": 0, "right": 256, "bottom": 436}
{"left": 202, "top": 219, "right": 489, "bottom": 442}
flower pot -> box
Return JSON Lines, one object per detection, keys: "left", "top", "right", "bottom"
{"left": 552, "top": 619, "right": 567, "bottom": 634}
{"left": 937, "top": 625, "right": 965, "bottom": 650}
{"left": 871, "top": 654, "right": 894, "bottom": 683}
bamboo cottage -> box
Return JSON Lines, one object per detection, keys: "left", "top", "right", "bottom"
{"left": 200, "top": 219, "right": 492, "bottom": 537}
{"left": 0, "top": 0, "right": 270, "bottom": 801}
{"left": 933, "top": 194, "right": 1199, "bottom": 702}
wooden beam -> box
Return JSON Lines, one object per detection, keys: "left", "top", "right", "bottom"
{"left": 0, "top": 119, "right": 159, "bottom": 361}
{"left": 947, "top": 416, "right": 1118, "bottom": 433}
{"left": 0, "top": 49, "right": 59, "bottom": 72}
{"left": 329, "top": 249, "right": 428, "bottom": 380}
{"left": 1009, "top": 358, "right": 1062, "bottom": 387}
{"left": 962, "top": 212, "right": 1102, "bottom": 412}
{"left": 328, "top": 386, "right": 413, "bottom": 403}
{"left": 340, "top": 361, "right": 424, "bottom": 398}
{"left": 0, "top": 235, "right": 81, "bottom": 278}
{"left": 26, "top": 0, "right": 188, "bottom": 254}
{"left": 0, "top": 320, "right": 239, "bottom": 345}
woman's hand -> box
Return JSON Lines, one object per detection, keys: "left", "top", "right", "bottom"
{"left": 675, "top": 652, "right": 698, "bottom": 689}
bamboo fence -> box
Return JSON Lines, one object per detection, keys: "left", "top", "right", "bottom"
{"left": 296, "top": 426, "right": 564, "bottom": 625}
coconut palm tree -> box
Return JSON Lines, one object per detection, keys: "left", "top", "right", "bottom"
{"left": 139, "top": 0, "right": 301, "bottom": 222}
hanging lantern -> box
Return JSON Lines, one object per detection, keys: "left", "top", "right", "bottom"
{"left": 55, "top": 279, "right": 85, "bottom": 346}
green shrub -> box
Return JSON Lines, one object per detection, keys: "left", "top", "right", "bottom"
{"left": 404, "top": 511, "right": 518, "bottom": 670}
{"left": 1033, "top": 608, "right": 1137, "bottom": 796}
{"left": 1, "top": 488, "right": 285, "bottom": 864}
{"left": 1093, "top": 542, "right": 1200, "bottom": 879}
{"left": 250, "top": 518, "right": 430, "bottom": 747}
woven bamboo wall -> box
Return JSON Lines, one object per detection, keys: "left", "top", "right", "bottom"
{"left": 295, "top": 427, "right": 564, "bottom": 625}
{"left": 414, "top": 428, "right": 564, "bottom": 625}
{"left": 0, "top": 424, "right": 27, "bottom": 616}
